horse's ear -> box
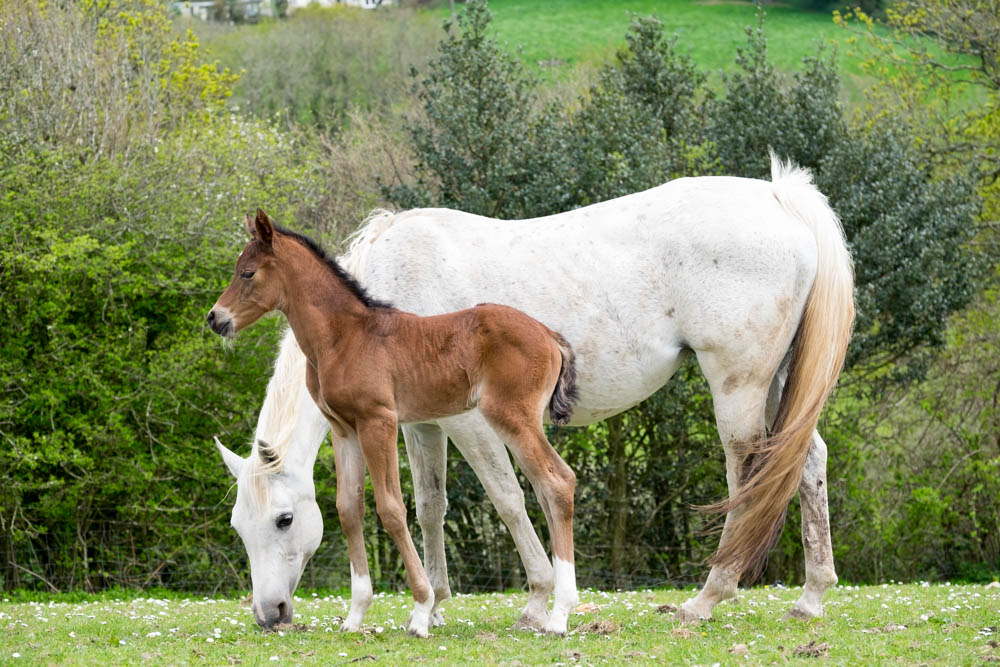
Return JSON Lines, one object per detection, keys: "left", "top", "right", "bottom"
{"left": 214, "top": 436, "right": 245, "bottom": 479}
{"left": 244, "top": 212, "right": 256, "bottom": 239}
{"left": 257, "top": 439, "right": 278, "bottom": 465}
{"left": 254, "top": 208, "right": 274, "bottom": 247}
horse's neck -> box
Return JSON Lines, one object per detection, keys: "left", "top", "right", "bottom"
{"left": 254, "top": 329, "right": 329, "bottom": 473}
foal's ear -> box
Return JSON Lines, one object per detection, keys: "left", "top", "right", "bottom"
{"left": 254, "top": 208, "right": 274, "bottom": 247}
{"left": 214, "top": 436, "right": 245, "bottom": 479}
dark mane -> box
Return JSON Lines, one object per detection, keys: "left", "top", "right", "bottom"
{"left": 271, "top": 222, "right": 394, "bottom": 310}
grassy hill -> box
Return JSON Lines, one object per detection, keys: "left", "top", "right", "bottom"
{"left": 440, "top": 0, "right": 877, "bottom": 96}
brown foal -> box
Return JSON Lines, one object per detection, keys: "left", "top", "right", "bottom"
{"left": 208, "top": 210, "right": 579, "bottom": 637}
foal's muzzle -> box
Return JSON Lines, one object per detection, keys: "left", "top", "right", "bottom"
{"left": 206, "top": 308, "right": 234, "bottom": 338}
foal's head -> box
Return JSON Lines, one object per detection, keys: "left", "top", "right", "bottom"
{"left": 207, "top": 209, "right": 286, "bottom": 339}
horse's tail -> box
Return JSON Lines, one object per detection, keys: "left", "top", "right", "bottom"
{"left": 547, "top": 331, "right": 580, "bottom": 426}
{"left": 708, "top": 153, "right": 855, "bottom": 580}
{"left": 339, "top": 208, "right": 398, "bottom": 279}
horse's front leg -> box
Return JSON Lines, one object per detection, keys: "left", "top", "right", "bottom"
{"left": 357, "top": 412, "right": 435, "bottom": 638}
{"left": 401, "top": 422, "right": 451, "bottom": 627}
{"left": 440, "top": 412, "right": 554, "bottom": 631}
{"left": 331, "top": 433, "right": 374, "bottom": 632}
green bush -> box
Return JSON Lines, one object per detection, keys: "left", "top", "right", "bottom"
{"left": 386, "top": 1, "right": 991, "bottom": 587}
{"left": 0, "top": 0, "right": 328, "bottom": 592}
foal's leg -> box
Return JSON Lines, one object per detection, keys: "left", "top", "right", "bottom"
{"left": 788, "top": 431, "right": 837, "bottom": 618}
{"left": 332, "top": 433, "right": 374, "bottom": 632}
{"left": 477, "top": 402, "right": 578, "bottom": 636}
{"left": 401, "top": 422, "right": 451, "bottom": 627}
{"left": 677, "top": 353, "right": 770, "bottom": 622}
{"left": 356, "top": 413, "right": 435, "bottom": 638}
{"left": 439, "top": 412, "right": 555, "bottom": 630}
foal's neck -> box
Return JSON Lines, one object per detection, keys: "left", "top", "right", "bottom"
{"left": 276, "top": 235, "right": 385, "bottom": 361}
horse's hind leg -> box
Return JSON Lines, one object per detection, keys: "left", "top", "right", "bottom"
{"left": 477, "top": 400, "right": 578, "bottom": 636}
{"left": 356, "top": 413, "right": 435, "bottom": 638}
{"left": 401, "top": 422, "right": 451, "bottom": 627}
{"left": 677, "top": 351, "right": 770, "bottom": 622}
{"left": 332, "top": 433, "right": 374, "bottom": 632}
{"left": 763, "top": 369, "right": 838, "bottom": 619}
{"left": 788, "top": 431, "right": 837, "bottom": 619}
{"left": 439, "top": 411, "right": 554, "bottom": 630}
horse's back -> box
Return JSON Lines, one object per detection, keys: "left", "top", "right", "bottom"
{"left": 357, "top": 174, "right": 826, "bottom": 421}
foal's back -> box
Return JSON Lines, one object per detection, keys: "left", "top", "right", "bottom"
{"left": 377, "top": 303, "right": 564, "bottom": 425}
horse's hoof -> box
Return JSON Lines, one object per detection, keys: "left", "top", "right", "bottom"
{"left": 430, "top": 610, "right": 446, "bottom": 627}
{"left": 674, "top": 604, "right": 708, "bottom": 624}
{"left": 513, "top": 614, "right": 546, "bottom": 632}
{"left": 339, "top": 621, "right": 361, "bottom": 633}
{"left": 784, "top": 604, "right": 822, "bottom": 620}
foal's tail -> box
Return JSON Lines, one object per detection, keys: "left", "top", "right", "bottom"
{"left": 547, "top": 331, "right": 580, "bottom": 426}
{"left": 707, "top": 154, "right": 855, "bottom": 580}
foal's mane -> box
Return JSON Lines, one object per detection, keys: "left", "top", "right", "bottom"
{"left": 271, "top": 222, "right": 393, "bottom": 310}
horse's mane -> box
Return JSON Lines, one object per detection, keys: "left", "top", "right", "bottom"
{"left": 244, "top": 329, "right": 309, "bottom": 511}
{"left": 271, "top": 220, "right": 394, "bottom": 310}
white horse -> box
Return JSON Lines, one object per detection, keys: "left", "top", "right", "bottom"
{"left": 215, "top": 155, "right": 854, "bottom": 635}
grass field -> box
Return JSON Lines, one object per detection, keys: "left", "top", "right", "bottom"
{"left": 3, "top": 583, "right": 997, "bottom": 664}
{"left": 438, "top": 0, "right": 884, "bottom": 100}
{"left": 470, "top": 0, "right": 852, "bottom": 72}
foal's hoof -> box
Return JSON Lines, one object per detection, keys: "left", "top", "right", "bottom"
{"left": 541, "top": 623, "right": 567, "bottom": 637}
{"left": 430, "top": 609, "right": 446, "bottom": 628}
{"left": 405, "top": 625, "right": 429, "bottom": 639}
{"left": 339, "top": 620, "right": 361, "bottom": 633}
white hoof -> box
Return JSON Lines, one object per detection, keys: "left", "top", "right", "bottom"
{"left": 430, "top": 609, "right": 446, "bottom": 627}
{"left": 406, "top": 597, "right": 434, "bottom": 638}
{"left": 339, "top": 619, "right": 362, "bottom": 633}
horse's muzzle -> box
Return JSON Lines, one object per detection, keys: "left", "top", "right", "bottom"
{"left": 254, "top": 598, "right": 293, "bottom": 630}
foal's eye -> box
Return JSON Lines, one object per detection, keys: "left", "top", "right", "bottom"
{"left": 241, "top": 270, "right": 256, "bottom": 280}
{"left": 276, "top": 513, "right": 293, "bottom": 530}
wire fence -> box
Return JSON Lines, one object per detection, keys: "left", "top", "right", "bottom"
{"left": 2, "top": 508, "right": 703, "bottom": 596}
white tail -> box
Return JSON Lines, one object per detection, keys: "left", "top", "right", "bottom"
{"left": 708, "top": 154, "right": 855, "bottom": 578}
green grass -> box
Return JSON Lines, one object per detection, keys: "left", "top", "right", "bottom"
{"left": 3, "top": 583, "right": 998, "bottom": 664}
{"left": 444, "top": 0, "right": 876, "bottom": 91}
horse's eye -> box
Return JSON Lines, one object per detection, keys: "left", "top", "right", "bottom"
{"left": 241, "top": 270, "right": 256, "bottom": 280}
{"left": 276, "top": 513, "right": 293, "bottom": 530}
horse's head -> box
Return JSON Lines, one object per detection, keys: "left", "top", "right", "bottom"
{"left": 215, "top": 436, "right": 323, "bottom": 630}
{"left": 207, "top": 209, "right": 282, "bottom": 339}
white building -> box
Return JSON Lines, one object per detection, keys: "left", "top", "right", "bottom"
{"left": 173, "top": 0, "right": 392, "bottom": 21}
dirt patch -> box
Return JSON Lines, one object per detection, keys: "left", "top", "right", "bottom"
{"left": 656, "top": 603, "right": 678, "bottom": 614}
{"left": 477, "top": 631, "right": 498, "bottom": 641}
{"left": 269, "top": 622, "right": 311, "bottom": 633}
{"left": 672, "top": 626, "right": 696, "bottom": 639}
{"left": 572, "top": 620, "right": 619, "bottom": 635}
{"left": 862, "top": 623, "right": 907, "bottom": 634}
{"left": 794, "top": 640, "right": 830, "bottom": 658}
{"left": 729, "top": 643, "right": 749, "bottom": 655}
